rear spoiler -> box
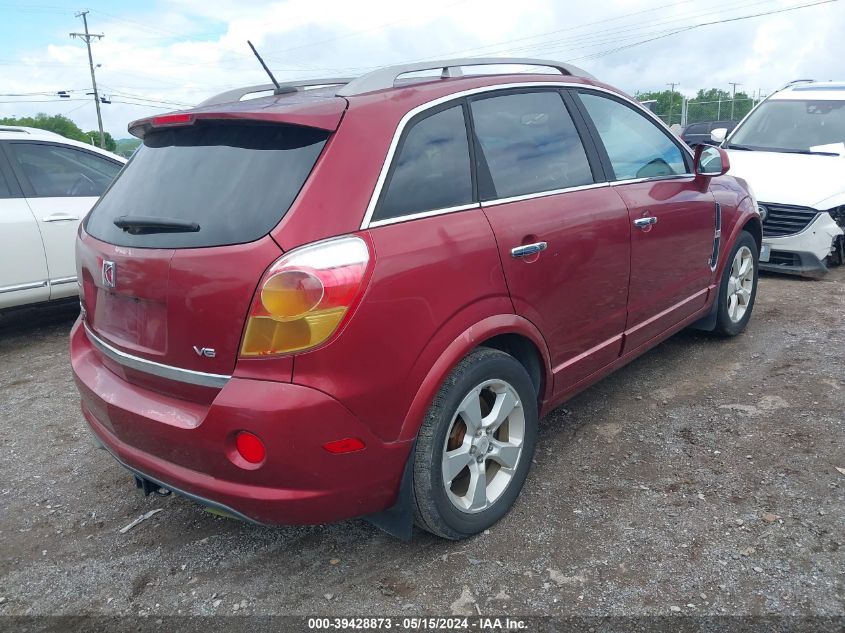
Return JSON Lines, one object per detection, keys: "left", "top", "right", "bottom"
{"left": 128, "top": 98, "right": 347, "bottom": 139}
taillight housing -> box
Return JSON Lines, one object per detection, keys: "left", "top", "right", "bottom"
{"left": 240, "top": 236, "right": 370, "bottom": 357}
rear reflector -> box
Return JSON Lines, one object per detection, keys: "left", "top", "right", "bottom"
{"left": 152, "top": 113, "right": 194, "bottom": 127}
{"left": 323, "top": 437, "right": 366, "bottom": 454}
{"left": 235, "top": 431, "right": 266, "bottom": 463}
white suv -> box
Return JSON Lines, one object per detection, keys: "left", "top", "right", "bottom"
{"left": 0, "top": 126, "right": 125, "bottom": 310}
{"left": 714, "top": 80, "right": 845, "bottom": 277}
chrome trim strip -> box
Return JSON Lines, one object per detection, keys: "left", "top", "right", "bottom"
{"left": 49, "top": 276, "right": 78, "bottom": 286}
{"left": 367, "top": 203, "right": 480, "bottom": 228}
{"left": 0, "top": 280, "right": 48, "bottom": 294}
{"left": 83, "top": 322, "right": 231, "bottom": 388}
{"left": 610, "top": 173, "right": 696, "bottom": 186}
{"left": 359, "top": 82, "right": 692, "bottom": 230}
{"left": 481, "top": 182, "right": 609, "bottom": 207}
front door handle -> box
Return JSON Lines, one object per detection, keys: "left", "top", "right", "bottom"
{"left": 633, "top": 216, "right": 658, "bottom": 229}
{"left": 511, "top": 242, "right": 548, "bottom": 258}
{"left": 43, "top": 213, "right": 80, "bottom": 223}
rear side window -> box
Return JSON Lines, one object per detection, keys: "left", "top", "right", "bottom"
{"left": 85, "top": 123, "right": 329, "bottom": 248}
{"left": 0, "top": 166, "right": 11, "bottom": 198}
{"left": 578, "top": 92, "right": 688, "bottom": 180}
{"left": 470, "top": 91, "right": 593, "bottom": 199}
{"left": 9, "top": 142, "right": 121, "bottom": 197}
{"left": 375, "top": 105, "right": 472, "bottom": 222}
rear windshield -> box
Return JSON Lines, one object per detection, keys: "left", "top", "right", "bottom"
{"left": 84, "top": 122, "right": 329, "bottom": 248}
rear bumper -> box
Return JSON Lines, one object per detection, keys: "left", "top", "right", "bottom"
{"left": 70, "top": 318, "right": 413, "bottom": 525}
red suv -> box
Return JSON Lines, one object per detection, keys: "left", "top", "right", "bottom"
{"left": 70, "top": 58, "right": 761, "bottom": 540}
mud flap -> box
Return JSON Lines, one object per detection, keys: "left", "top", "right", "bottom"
{"left": 689, "top": 290, "right": 719, "bottom": 332}
{"left": 364, "top": 447, "right": 415, "bottom": 542}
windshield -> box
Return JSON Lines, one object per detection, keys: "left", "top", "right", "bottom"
{"left": 729, "top": 99, "right": 845, "bottom": 154}
{"left": 85, "top": 122, "right": 329, "bottom": 248}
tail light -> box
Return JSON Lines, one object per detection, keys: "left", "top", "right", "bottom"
{"left": 240, "top": 236, "right": 370, "bottom": 357}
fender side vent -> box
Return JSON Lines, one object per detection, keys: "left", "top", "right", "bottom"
{"left": 709, "top": 203, "right": 722, "bottom": 270}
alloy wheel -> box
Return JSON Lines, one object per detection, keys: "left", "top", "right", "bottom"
{"left": 726, "top": 245, "right": 754, "bottom": 323}
{"left": 441, "top": 379, "right": 525, "bottom": 513}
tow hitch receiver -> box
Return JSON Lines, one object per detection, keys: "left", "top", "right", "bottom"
{"left": 134, "top": 475, "right": 172, "bottom": 497}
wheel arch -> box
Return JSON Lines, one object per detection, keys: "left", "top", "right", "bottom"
{"left": 716, "top": 196, "right": 761, "bottom": 280}
{"left": 742, "top": 214, "right": 763, "bottom": 253}
{"left": 396, "top": 314, "right": 552, "bottom": 442}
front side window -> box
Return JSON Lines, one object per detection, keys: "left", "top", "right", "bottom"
{"left": 579, "top": 92, "right": 688, "bottom": 180}
{"left": 470, "top": 91, "right": 594, "bottom": 199}
{"left": 9, "top": 143, "right": 121, "bottom": 197}
{"left": 729, "top": 99, "right": 845, "bottom": 153}
{"left": 375, "top": 105, "right": 472, "bottom": 221}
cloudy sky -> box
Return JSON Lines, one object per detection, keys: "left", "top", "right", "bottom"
{"left": 1, "top": 0, "right": 842, "bottom": 138}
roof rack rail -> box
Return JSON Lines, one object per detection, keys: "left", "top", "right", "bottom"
{"left": 337, "top": 57, "right": 594, "bottom": 97}
{"left": 778, "top": 78, "right": 815, "bottom": 91}
{"left": 199, "top": 77, "right": 354, "bottom": 107}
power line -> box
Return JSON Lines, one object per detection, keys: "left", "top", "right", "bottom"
{"left": 473, "top": 0, "right": 777, "bottom": 58}
{"left": 568, "top": 0, "right": 840, "bottom": 62}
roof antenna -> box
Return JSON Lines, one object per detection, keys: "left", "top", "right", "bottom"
{"left": 247, "top": 40, "right": 291, "bottom": 95}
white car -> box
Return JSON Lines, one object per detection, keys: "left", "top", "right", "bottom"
{"left": 712, "top": 80, "right": 845, "bottom": 277}
{"left": 0, "top": 126, "right": 125, "bottom": 310}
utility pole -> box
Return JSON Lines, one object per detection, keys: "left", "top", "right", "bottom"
{"left": 666, "top": 82, "right": 678, "bottom": 126}
{"left": 729, "top": 82, "right": 742, "bottom": 120}
{"left": 70, "top": 11, "right": 105, "bottom": 149}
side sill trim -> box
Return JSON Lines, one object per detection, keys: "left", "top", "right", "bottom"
{"left": 50, "top": 276, "right": 78, "bottom": 286}
{"left": 83, "top": 322, "right": 231, "bottom": 388}
{"left": 0, "top": 280, "right": 48, "bottom": 294}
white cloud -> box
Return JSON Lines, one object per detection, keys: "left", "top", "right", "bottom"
{"left": 1, "top": 0, "right": 843, "bottom": 137}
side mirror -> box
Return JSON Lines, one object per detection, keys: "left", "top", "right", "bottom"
{"left": 694, "top": 144, "right": 730, "bottom": 177}
{"left": 710, "top": 127, "right": 728, "bottom": 143}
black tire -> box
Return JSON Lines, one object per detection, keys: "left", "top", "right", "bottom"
{"left": 412, "top": 347, "right": 538, "bottom": 539}
{"left": 713, "top": 231, "right": 759, "bottom": 336}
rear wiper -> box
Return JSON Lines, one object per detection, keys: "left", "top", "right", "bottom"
{"left": 113, "top": 216, "right": 200, "bottom": 235}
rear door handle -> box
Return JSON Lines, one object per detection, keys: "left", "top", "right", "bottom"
{"left": 43, "top": 213, "right": 80, "bottom": 223}
{"left": 511, "top": 242, "right": 548, "bottom": 258}
{"left": 633, "top": 216, "right": 658, "bottom": 229}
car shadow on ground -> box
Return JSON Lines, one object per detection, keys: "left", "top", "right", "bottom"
{"left": 0, "top": 301, "right": 79, "bottom": 339}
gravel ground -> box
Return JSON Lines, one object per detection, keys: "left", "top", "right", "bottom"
{"left": 0, "top": 269, "right": 843, "bottom": 619}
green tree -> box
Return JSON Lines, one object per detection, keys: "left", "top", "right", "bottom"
{"left": 0, "top": 113, "right": 88, "bottom": 142}
{"left": 637, "top": 87, "right": 757, "bottom": 127}
{"left": 635, "top": 89, "right": 685, "bottom": 126}
{"left": 0, "top": 112, "right": 118, "bottom": 152}
{"left": 85, "top": 130, "right": 116, "bottom": 152}
{"left": 686, "top": 89, "right": 754, "bottom": 124}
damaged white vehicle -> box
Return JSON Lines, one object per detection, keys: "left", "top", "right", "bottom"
{"left": 712, "top": 80, "right": 845, "bottom": 277}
